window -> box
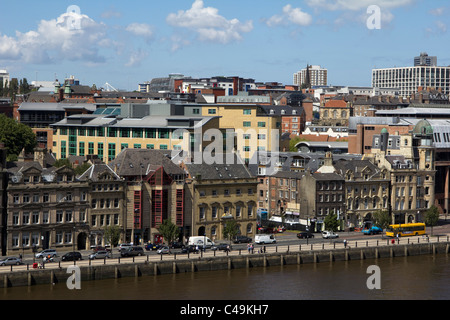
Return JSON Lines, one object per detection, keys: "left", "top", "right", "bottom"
{"left": 61, "top": 141, "right": 67, "bottom": 158}
{"left": 257, "top": 122, "right": 266, "bottom": 128}
{"left": 146, "top": 144, "right": 154, "bottom": 149}
{"left": 208, "top": 109, "right": 216, "bottom": 114}
{"left": 88, "top": 142, "right": 94, "bottom": 155}
{"left": 193, "top": 108, "right": 200, "bottom": 115}
{"left": 243, "top": 109, "right": 251, "bottom": 115}
{"left": 134, "top": 144, "right": 141, "bottom": 149}
{"left": 108, "top": 128, "right": 117, "bottom": 137}
{"left": 121, "top": 143, "right": 128, "bottom": 150}
{"left": 108, "top": 143, "right": 116, "bottom": 161}
{"left": 199, "top": 207, "right": 205, "bottom": 220}
{"left": 160, "top": 144, "right": 168, "bottom": 150}
{"left": 133, "top": 129, "right": 143, "bottom": 138}
{"left": 79, "top": 142, "right": 85, "bottom": 156}
{"left": 120, "top": 128, "right": 130, "bottom": 138}
{"left": 243, "top": 121, "right": 251, "bottom": 127}
{"left": 158, "top": 129, "right": 169, "bottom": 139}
{"left": 98, "top": 143, "right": 104, "bottom": 157}
{"left": 56, "top": 211, "right": 63, "bottom": 223}
{"left": 145, "top": 129, "right": 156, "bottom": 138}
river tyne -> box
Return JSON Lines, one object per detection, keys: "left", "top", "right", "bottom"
{"left": 2, "top": 253, "right": 450, "bottom": 301}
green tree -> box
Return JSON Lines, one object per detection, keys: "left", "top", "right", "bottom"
{"left": 158, "top": 219, "right": 180, "bottom": 245}
{"left": 103, "top": 226, "right": 122, "bottom": 247}
{"left": 53, "top": 158, "right": 71, "bottom": 168}
{"left": 74, "top": 162, "right": 92, "bottom": 175}
{"left": 423, "top": 205, "right": 440, "bottom": 235}
{"left": 372, "top": 209, "right": 391, "bottom": 230}
{"left": 324, "top": 212, "right": 339, "bottom": 232}
{"left": 0, "top": 114, "right": 36, "bottom": 160}
{"left": 222, "top": 219, "right": 239, "bottom": 243}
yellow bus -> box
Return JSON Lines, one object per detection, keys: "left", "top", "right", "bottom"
{"left": 385, "top": 223, "right": 426, "bottom": 237}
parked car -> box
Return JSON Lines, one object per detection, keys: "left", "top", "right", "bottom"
{"left": 89, "top": 250, "right": 111, "bottom": 260}
{"left": 0, "top": 257, "right": 23, "bottom": 266}
{"left": 233, "top": 235, "right": 252, "bottom": 244}
{"left": 35, "top": 249, "right": 57, "bottom": 259}
{"left": 157, "top": 246, "right": 171, "bottom": 254}
{"left": 297, "top": 231, "right": 314, "bottom": 239}
{"left": 121, "top": 246, "right": 144, "bottom": 257}
{"left": 61, "top": 251, "right": 82, "bottom": 261}
{"left": 322, "top": 231, "right": 339, "bottom": 239}
{"left": 212, "top": 243, "right": 232, "bottom": 251}
{"left": 118, "top": 243, "right": 132, "bottom": 252}
{"left": 170, "top": 242, "right": 185, "bottom": 249}
{"left": 145, "top": 243, "right": 161, "bottom": 251}
{"left": 91, "top": 246, "right": 111, "bottom": 252}
{"left": 181, "top": 245, "right": 198, "bottom": 254}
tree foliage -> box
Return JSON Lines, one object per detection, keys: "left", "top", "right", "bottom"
{"left": 423, "top": 205, "right": 440, "bottom": 235}
{"left": 0, "top": 114, "right": 36, "bottom": 160}
{"left": 222, "top": 219, "right": 239, "bottom": 243}
{"left": 158, "top": 219, "right": 180, "bottom": 245}
{"left": 372, "top": 210, "right": 391, "bottom": 230}
{"left": 324, "top": 212, "right": 339, "bottom": 231}
{"left": 103, "top": 226, "right": 122, "bottom": 247}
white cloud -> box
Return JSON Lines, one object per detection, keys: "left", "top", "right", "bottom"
{"left": 429, "top": 7, "right": 446, "bottom": 16}
{"left": 166, "top": 0, "right": 253, "bottom": 45}
{"left": 126, "top": 23, "right": 154, "bottom": 39}
{"left": 266, "top": 5, "right": 313, "bottom": 27}
{"left": 0, "top": 11, "right": 109, "bottom": 64}
{"left": 125, "top": 49, "right": 148, "bottom": 67}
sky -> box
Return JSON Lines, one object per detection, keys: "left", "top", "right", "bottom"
{"left": 0, "top": 0, "right": 449, "bottom": 91}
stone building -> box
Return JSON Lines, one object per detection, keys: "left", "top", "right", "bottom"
{"left": 6, "top": 151, "right": 90, "bottom": 255}
{"left": 183, "top": 154, "right": 258, "bottom": 242}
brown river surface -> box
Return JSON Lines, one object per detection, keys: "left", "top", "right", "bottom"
{"left": 1, "top": 253, "right": 449, "bottom": 301}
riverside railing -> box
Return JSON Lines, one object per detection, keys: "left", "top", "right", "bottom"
{"left": 1, "top": 234, "right": 448, "bottom": 274}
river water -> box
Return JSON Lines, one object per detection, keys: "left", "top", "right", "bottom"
{"left": 2, "top": 253, "right": 450, "bottom": 302}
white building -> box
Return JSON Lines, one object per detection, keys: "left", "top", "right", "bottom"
{"left": 0, "top": 70, "right": 9, "bottom": 87}
{"left": 372, "top": 65, "right": 450, "bottom": 97}
{"left": 293, "top": 65, "right": 327, "bottom": 87}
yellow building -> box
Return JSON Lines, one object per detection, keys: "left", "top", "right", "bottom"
{"left": 195, "top": 103, "right": 286, "bottom": 163}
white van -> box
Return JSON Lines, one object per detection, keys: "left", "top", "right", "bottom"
{"left": 188, "top": 236, "right": 215, "bottom": 248}
{"left": 255, "top": 234, "right": 276, "bottom": 244}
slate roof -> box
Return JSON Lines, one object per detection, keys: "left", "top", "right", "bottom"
{"left": 185, "top": 153, "right": 253, "bottom": 180}
{"left": 78, "top": 163, "right": 121, "bottom": 181}
{"left": 109, "top": 149, "right": 185, "bottom": 177}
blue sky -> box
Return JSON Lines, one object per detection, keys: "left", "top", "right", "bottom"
{"left": 0, "top": 0, "right": 449, "bottom": 90}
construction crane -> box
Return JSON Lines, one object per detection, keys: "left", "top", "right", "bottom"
{"left": 103, "top": 82, "right": 118, "bottom": 92}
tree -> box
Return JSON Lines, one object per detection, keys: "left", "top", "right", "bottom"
{"left": 324, "top": 212, "right": 339, "bottom": 232}
{"left": 0, "top": 114, "right": 36, "bottom": 160}
{"left": 158, "top": 219, "right": 180, "bottom": 245}
{"left": 103, "top": 226, "right": 121, "bottom": 247}
{"left": 372, "top": 210, "right": 391, "bottom": 230}
{"left": 423, "top": 205, "right": 440, "bottom": 235}
{"left": 222, "top": 219, "right": 239, "bottom": 243}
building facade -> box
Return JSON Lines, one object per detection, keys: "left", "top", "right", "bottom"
{"left": 184, "top": 155, "right": 258, "bottom": 242}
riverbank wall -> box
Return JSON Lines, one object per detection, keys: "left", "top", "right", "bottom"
{"left": 3, "top": 241, "right": 450, "bottom": 288}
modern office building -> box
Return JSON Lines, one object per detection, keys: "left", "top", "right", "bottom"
{"left": 293, "top": 65, "right": 327, "bottom": 88}
{"left": 414, "top": 52, "right": 437, "bottom": 67}
{"left": 372, "top": 53, "right": 450, "bottom": 97}
{"left": 0, "top": 70, "right": 9, "bottom": 87}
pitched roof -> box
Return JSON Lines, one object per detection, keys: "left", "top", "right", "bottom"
{"left": 185, "top": 153, "right": 253, "bottom": 180}
{"left": 109, "top": 149, "right": 185, "bottom": 177}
